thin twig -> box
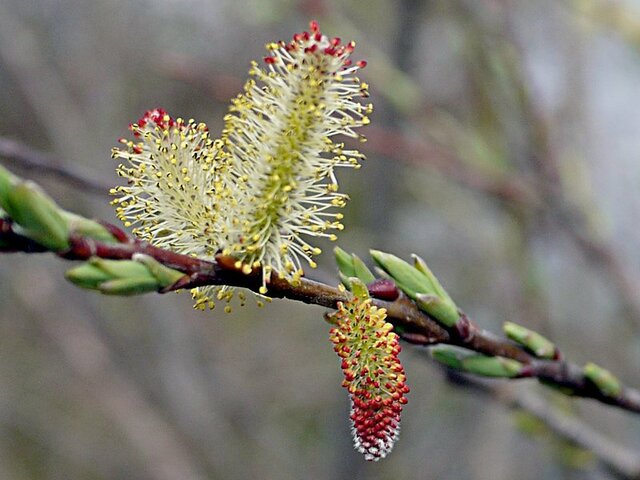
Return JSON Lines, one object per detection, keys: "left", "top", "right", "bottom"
{"left": 444, "top": 370, "right": 640, "bottom": 480}
{"left": 1, "top": 217, "right": 639, "bottom": 414}
{"left": 360, "top": 125, "right": 539, "bottom": 207}
{"left": 0, "top": 137, "right": 110, "bottom": 195}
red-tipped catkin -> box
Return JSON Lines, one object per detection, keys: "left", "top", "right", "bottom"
{"left": 329, "top": 296, "right": 409, "bottom": 461}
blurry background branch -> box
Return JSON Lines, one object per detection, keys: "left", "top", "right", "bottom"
{"left": 0, "top": 137, "right": 110, "bottom": 195}
{"left": 442, "top": 369, "right": 640, "bottom": 480}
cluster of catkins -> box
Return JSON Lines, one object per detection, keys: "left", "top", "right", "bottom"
{"left": 112, "top": 21, "right": 370, "bottom": 308}
{"left": 111, "top": 21, "right": 407, "bottom": 461}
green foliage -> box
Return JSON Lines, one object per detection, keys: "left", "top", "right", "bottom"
{"left": 65, "top": 255, "right": 186, "bottom": 295}
{"left": 0, "top": 165, "right": 69, "bottom": 250}
{"left": 334, "top": 246, "right": 375, "bottom": 289}
{"left": 431, "top": 345, "right": 524, "bottom": 378}
{"left": 584, "top": 362, "right": 621, "bottom": 397}
{"left": 0, "top": 165, "right": 116, "bottom": 250}
{"left": 503, "top": 321, "right": 556, "bottom": 359}
{"left": 370, "top": 250, "right": 460, "bottom": 327}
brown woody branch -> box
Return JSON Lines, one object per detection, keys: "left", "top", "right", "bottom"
{"left": 2, "top": 217, "right": 639, "bottom": 415}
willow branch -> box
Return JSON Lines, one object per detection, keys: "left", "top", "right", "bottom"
{"left": 2, "top": 217, "right": 639, "bottom": 415}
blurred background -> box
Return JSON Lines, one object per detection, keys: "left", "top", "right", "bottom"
{"left": 1, "top": 0, "right": 640, "bottom": 478}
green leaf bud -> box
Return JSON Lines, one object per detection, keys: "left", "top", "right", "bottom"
{"left": 338, "top": 272, "right": 352, "bottom": 290}
{"left": 335, "top": 247, "right": 375, "bottom": 290}
{"left": 65, "top": 263, "right": 113, "bottom": 290}
{"left": 98, "top": 277, "right": 160, "bottom": 295}
{"left": 88, "top": 257, "right": 153, "bottom": 279}
{"left": 5, "top": 181, "right": 69, "bottom": 251}
{"left": 348, "top": 277, "right": 370, "bottom": 300}
{"left": 430, "top": 345, "right": 470, "bottom": 369}
{"left": 370, "top": 250, "right": 432, "bottom": 299}
{"left": 0, "top": 164, "right": 18, "bottom": 203}
{"left": 334, "top": 246, "right": 356, "bottom": 278}
{"left": 66, "top": 257, "right": 155, "bottom": 292}
{"left": 132, "top": 253, "right": 185, "bottom": 287}
{"left": 503, "top": 322, "right": 556, "bottom": 359}
{"left": 352, "top": 254, "right": 375, "bottom": 285}
{"left": 61, "top": 211, "right": 117, "bottom": 243}
{"left": 461, "top": 354, "right": 524, "bottom": 378}
{"left": 411, "top": 254, "right": 451, "bottom": 301}
{"left": 370, "top": 250, "right": 460, "bottom": 327}
{"left": 66, "top": 256, "right": 185, "bottom": 296}
{"left": 415, "top": 293, "right": 460, "bottom": 327}
{"left": 583, "top": 362, "right": 621, "bottom": 397}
